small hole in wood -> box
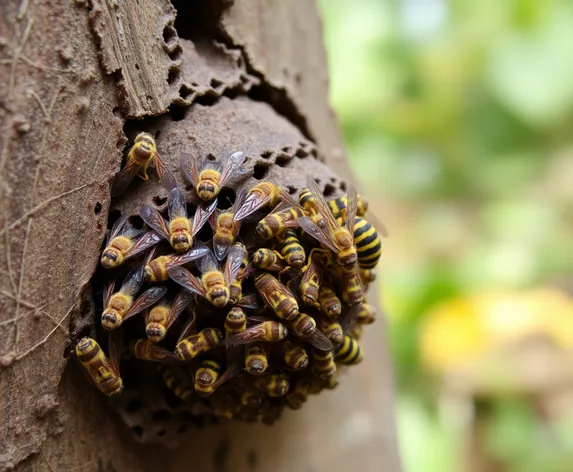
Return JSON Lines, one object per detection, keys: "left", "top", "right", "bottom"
{"left": 217, "top": 188, "right": 236, "bottom": 210}
{"left": 153, "top": 195, "right": 167, "bottom": 207}
{"left": 107, "top": 210, "right": 122, "bottom": 229}
{"left": 287, "top": 186, "right": 297, "bottom": 195}
{"left": 152, "top": 409, "right": 171, "bottom": 422}
{"left": 253, "top": 164, "right": 270, "bottom": 180}
{"left": 112, "top": 107, "right": 121, "bottom": 118}
{"left": 169, "top": 45, "right": 182, "bottom": 61}
{"left": 171, "top": 106, "right": 186, "bottom": 121}
{"left": 260, "top": 151, "right": 273, "bottom": 159}
{"left": 210, "top": 77, "right": 223, "bottom": 89}
{"left": 94, "top": 202, "right": 102, "bottom": 214}
{"left": 135, "top": 63, "right": 140, "bottom": 71}
{"left": 179, "top": 84, "right": 193, "bottom": 100}
{"left": 281, "top": 146, "right": 291, "bottom": 153}
{"left": 295, "top": 148, "right": 308, "bottom": 158}
{"left": 163, "top": 24, "right": 177, "bottom": 44}
{"left": 206, "top": 154, "right": 216, "bottom": 161}
{"left": 167, "top": 66, "right": 180, "bottom": 85}
{"left": 339, "top": 181, "right": 347, "bottom": 191}
{"left": 128, "top": 215, "right": 144, "bottom": 230}
{"left": 275, "top": 154, "right": 291, "bottom": 168}
{"left": 323, "top": 184, "right": 336, "bottom": 197}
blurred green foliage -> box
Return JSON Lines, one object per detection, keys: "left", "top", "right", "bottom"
{"left": 319, "top": 0, "right": 573, "bottom": 470}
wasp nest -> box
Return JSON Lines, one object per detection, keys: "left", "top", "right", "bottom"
{"left": 77, "top": 125, "right": 382, "bottom": 445}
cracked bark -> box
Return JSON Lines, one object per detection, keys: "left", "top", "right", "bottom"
{"left": 0, "top": 1, "right": 400, "bottom": 471}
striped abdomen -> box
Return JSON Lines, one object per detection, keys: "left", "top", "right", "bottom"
{"left": 353, "top": 217, "right": 381, "bottom": 269}
{"left": 335, "top": 335, "right": 363, "bottom": 365}
{"left": 276, "top": 229, "right": 305, "bottom": 269}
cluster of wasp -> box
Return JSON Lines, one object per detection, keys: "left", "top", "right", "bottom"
{"left": 76, "top": 132, "right": 384, "bottom": 426}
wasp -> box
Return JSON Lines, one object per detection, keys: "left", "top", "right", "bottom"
{"left": 298, "top": 176, "right": 359, "bottom": 268}
{"left": 208, "top": 189, "right": 247, "bottom": 260}
{"left": 290, "top": 313, "right": 332, "bottom": 351}
{"left": 255, "top": 202, "right": 303, "bottom": 240}
{"left": 282, "top": 340, "right": 309, "bottom": 371}
{"left": 101, "top": 265, "right": 167, "bottom": 330}
{"left": 144, "top": 290, "right": 193, "bottom": 343}
{"left": 359, "top": 268, "right": 377, "bottom": 289}
{"left": 349, "top": 325, "right": 363, "bottom": 340}
{"left": 175, "top": 327, "right": 223, "bottom": 361}
{"left": 335, "top": 335, "right": 363, "bottom": 365}
{"left": 252, "top": 249, "right": 287, "bottom": 273}
{"left": 224, "top": 307, "right": 247, "bottom": 337}
{"left": 194, "top": 359, "right": 240, "bottom": 396}
{"left": 168, "top": 243, "right": 246, "bottom": 307}
{"left": 181, "top": 151, "right": 249, "bottom": 202}
{"left": 285, "top": 377, "right": 311, "bottom": 409}
{"left": 299, "top": 254, "right": 323, "bottom": 305}
{"left": 233, "top": 181, "right": 285, "bottom": 221}
{"left": 241, "top": 389, "right": 264, "bottom": 407}
{"left": 111, "top": 132, "right": 172, "bottom": 196}
{"left": 276, "top": 229, "right": 306, "bottom": 269}
{"left": 328, "top": 193, "right": 369, "bottom": 220}
{"left": 229, "top": 243, "right": 250, "bottom": 305}
{"left": 316, "top": 317, "right": 344, "bottom": 347}
{"left": 100, "top": 215, "right": 161, "bottom": 269}
{"left": 159, "top": 365, "right": 194, "bottom": 401}
{"left": 223, "top": 320, "right": 288, "bottom": 345}
{"left": 339, "top": 265, "right": 364, "bottom": 306}
{"left": 245, "top": 343, "right": 268, "bottom": 376}
{"left": 253, "top": 373, "right": 289, "bottom": 397}
{"left": 298, "top": 187, "right": 327, "bottom": 228}
{"left": 210, "top": 389, "right": 237, "bottom": 422}
{"left": 318, "top": 281, "right": 341, "bottom": 318}
{"left": 140, "top": 186, "right": 216, "bottom": 253}
{"left": 76, "top": 331, "right": 123, "bottom": 397}
{"left": 260, "top": 403, "right": 283, "bottom": 425}
{"left": 311, "top": 347, "right": 337, "bottom": 380}
{"left": 133, "top": 339, "right": 179, "bottom": 362}
{"left": 254, "top": 272, "right": 299, "bottom": 321}
{"left": 143, "top": 245, "right": 209, "bottom": 283}
{"left": 358, "top": 303, "right": 376, "bottom": 325}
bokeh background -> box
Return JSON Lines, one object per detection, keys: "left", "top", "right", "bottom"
{"left": 318, "top": 1, "right": 573, "bottom": 471}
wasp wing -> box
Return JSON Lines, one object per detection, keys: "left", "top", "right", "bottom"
{"left": 224, "top": 243, "right": 247, "bottom": 284}
{"left": 166, "top": 245, "right": 210, "bottom": 270}
{"left": 340, "top": 304, "right": 361, "bottom": 334}
{"left": 306, "top": 176, "right": 340, "bottom": 232}
{"left": 120, "top": 265, "right": 146, "bottom": 296}
{"left": 104, "top": 278, "right": 116, "bottom": 308}
{"left": 165, "top": 291, "right": 194, "bottom": 331}
{"left": 153, "top": 155, "right": 178, "bottom": 192}
{"left": 168, "top": 266, "right": 206, "bottom": 297}
{"left": 111, "top": 161, "right": 140, "bottom": 197}
{"left": 345, "top": 185, "right": 358, "bottom": 236}
{"left": 108, "top": 215, "right": 128, "bottom": 241}
{"left": 180, "top": 152, "right": 200, "bottom": 188}
{"left": 168, "top": 186, "right": 188, "bottom": 220}
{"left": 140, "top": 205, "right": 170, "bottom": 240}
{"left": 298, "top": 216, "right": 338, "bottom": 253}
{"left": 219, "top": 151, "right": 246, "bottom": 187}
{"left": 107, "top": 328, "right": 123, "bottom": 375}
{"left": 191, "top": 198, "right": 217, "bottom": 237}
{"left": 304, "top": 330, "right": 332, "bottom": 351}
{"left": 123, "top": 286, "right": 168, "bottom": 322}
{"left": 124, "top": 231, "right": 162, "bottom": 260}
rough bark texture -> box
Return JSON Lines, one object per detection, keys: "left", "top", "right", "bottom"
{"left": 0, "top": 1, "right": 400, "bottom": 471}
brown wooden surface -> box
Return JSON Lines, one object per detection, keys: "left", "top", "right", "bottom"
{"left": 0, "top": 0, "right": 400, "bottom": 471}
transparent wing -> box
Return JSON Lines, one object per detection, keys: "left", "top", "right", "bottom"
{"left": 124, "top": 231, "right": 162, "bottom": 259}
{"left": 224, "top": 243, "right": 247, "bottom": 284}
{"left": 111, "top": 161, "right": 140, "bottom": 197}
{"left": 165, "top": 291, "right": 194, "bottom": 330}
{"left": 306, "top": 176, "right": 340, "bottom": 231}
{"left": 123, "top": 286, "right": 168, "bottom": 321}
{"left": 139, "top": 205, "right": 170, "bottom": 240}
{"left": 191, "top": 198, "right": 218, "bottom": 236}
{"left": 340, "top": 304, "right": 360, "bottom": 334}
{"left": 168, "top": 186, "right": 188, "bottom": 220}
{"left": 345, "top": 185, "right": 358, "bottom": 236}
{"left": 104, "top": 278, "right": 116, "bottom": 307}
{"left": 233, "top": 187, "right": 272, "bottom": 221}
{"left": 196, "top": 244, "right": 219, "bottom": 273}
{"left": 165, "top": 245, "right": 210, "bottom": 269}
{"left": 154, "top": 155, "right": 178, "bottom": 192}
{"left": 212, "top": 362, "right": 242, "bottom": 388}
{"left": 180, "top": 152, "right": 200, "bottom": 187}
{"left": 298, "top": 216, "right": 338, "bottom": 253}
{"left": 219, "top": 151, "right": 246, "bottom": 187}
{"left": 177, "top": 308, "right": 197, "bottom": 343}
{"left": 236, "top": 292, "right": 262, "bottom": 310}
{"left": 305, "top": 330, "right": 333, "bottom": 351}
{"left": 108, "top": 329, "right": 123, "bottom": 375}
{"left": 168, "top": 266, "right": 206, "bottom": 297}
{"left": 108, "top": 215, "right": 128, "bottom": 241}
{"left": 120, "top": 265, "right": 146, "bottom": 296}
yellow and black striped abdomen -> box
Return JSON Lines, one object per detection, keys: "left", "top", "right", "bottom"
{"left": 354, "top": 217, "right": 381, "bottom": 269}
{"left": 335, "top": 335, "right": 363, "bottom": 365}
{"left": 328, "top": 197, "right": 347, "bottom": 220}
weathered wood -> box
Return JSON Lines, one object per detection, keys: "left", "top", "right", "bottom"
{"left": 0, "top": 0, "right": 400, "bottom": 471}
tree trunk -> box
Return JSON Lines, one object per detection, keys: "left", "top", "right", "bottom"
{"left": 0, "top": 1, "right": 401, "bottom": 471}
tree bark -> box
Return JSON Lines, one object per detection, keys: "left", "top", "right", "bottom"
{"left": 0, "top": 1, "right": 401, "bottom": 471}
